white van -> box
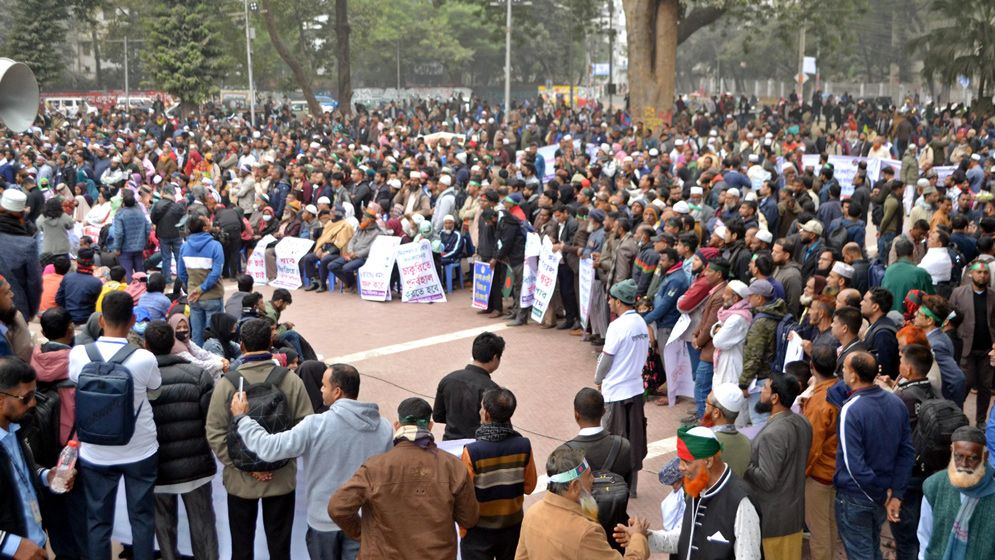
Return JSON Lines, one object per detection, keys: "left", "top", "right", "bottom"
{"left": 44, "top": 97, "right": 89, "bottom": 117}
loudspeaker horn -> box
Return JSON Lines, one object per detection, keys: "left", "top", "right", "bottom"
{"left": 0, "top": 58, "right": 39, "bottom": 133}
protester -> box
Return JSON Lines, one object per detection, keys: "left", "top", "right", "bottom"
{"left": 743, "top": 373, "right": 812, "bottom": 559}
{"left": 799, "top": 345, "right": 840, "bottom": 560}
{"left": 702, "top": 383, "right": 751, "bottom": 477}
{"left": 740, "top": 279, "right": 787, "bottom": 425}
{"left": 232, "top": 363, "right": 392, "bottom": 560}
{"left": 143, "top": 320, "right": 219, "bottom": 560}
{"left": 177, "top": 214, "right": 225, "bottom": 346}
{"left": 112, "top": 189, "right": 152, "bottom": 282}
{"left": 460, "top": 387, "right": 536, "bottom": 560}
{"left": 597, "top": 279, "right": 650, "bottom": 497}
{"left": 623, "top": 426, "right": 761, "bottom": 559}
{"left": 518, "top": 447, "right": 650, "bottom": 559}
{"left": 915, "top": 295, "right": 968, "bottom": 407}
{"left": 328, "top": 397, "right": 480, "bottom": 559}
{"left": 918, "top": 426, "right": 995, "bottom": 560}
{"left": 835, "top": 351, "right": 916, "bottom": 559}
{"left": 949, "top": 259, "right": 995, "bottom": 425}
{"left": 0, "top": 190, "right": 42, "bottom": 321}
{"left": 205, "top": 317, "right": 313, "bottom": 560}
{"left": 433, "top": 331, "right": 504, "bottom": 440}
{"left": 67, "top": 291, "right": 161, "bottom": 560}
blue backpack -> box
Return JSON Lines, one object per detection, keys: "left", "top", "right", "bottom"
{"left": 75, "top": 344, "right": 140, "bottom": 446}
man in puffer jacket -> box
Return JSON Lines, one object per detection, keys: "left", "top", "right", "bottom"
{"left": 144, "top": 320, "right": 219, "bottom": 560}
{"left": 177, "top": 215, "right": 225, "bottom": 346}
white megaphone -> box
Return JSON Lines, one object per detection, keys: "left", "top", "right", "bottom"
{"left": 0, "top": 58, "right": 38, "bottom": 133}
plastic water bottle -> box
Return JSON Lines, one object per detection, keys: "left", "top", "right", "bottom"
{"left": 50, "top": 440, "right": 79, "bottom": 494}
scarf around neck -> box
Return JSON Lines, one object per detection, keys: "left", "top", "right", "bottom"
{"left": 475, "top": 421, "right": 520, "bottom": 442}
{"left": 944, "top": 463, "right": 995, "bottom": 560}
{"left": 394, "top": 424, "right": 436, "bottom": 449}
{"left": 717, "top": 297, "right": 753, "bottom": 324}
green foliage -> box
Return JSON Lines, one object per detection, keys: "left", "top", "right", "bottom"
{"left": 141, "top": 1, "right": 232, "bottom": 106}
{"left": 2, "top": 0, "right": 69, "bottom": 88}
{"left": 916, "top": 0, "right": 995, "bottom": 97}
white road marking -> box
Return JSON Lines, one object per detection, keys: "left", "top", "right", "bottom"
{"left": 325, "top": 323, "right": 511, "bottom": 364}
{"left": 529, "top": 436, "right": 678, "bottom": 495}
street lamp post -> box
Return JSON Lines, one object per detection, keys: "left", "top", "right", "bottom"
{"left": 244, "top": 0, "right": 256, "bottom": 126}
{"left": 504, "top": 0, "right": 511, "bottom": 123}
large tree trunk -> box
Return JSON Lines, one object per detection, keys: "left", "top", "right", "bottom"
{"left": 260, "top": 0, "right": 322, "bottom": 117}
{"left": 335, "top": 0, "right": 352, "bottom": 114}
{"left": 623, "top": 0, "right": 725, "bottom": 130}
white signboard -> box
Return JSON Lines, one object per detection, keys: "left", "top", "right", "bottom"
{"left": 358, "top": 236, "right": 402, "bottom": 301}
{"left": 530, "top": 238, "right": 562, "bottom": 322}
{"left": 396, "top": 240, "right": 446, "bottom": 303}
{"left": 269, "top": 237, "right": 314, "bottom": 290}
{"left": 245, "top": 234, "right": 276, "bottom": 284}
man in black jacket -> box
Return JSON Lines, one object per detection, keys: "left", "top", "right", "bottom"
{"left": 145, "top": 321, "right": 219, "bottom": 560}
{"left": 1, "top": 356, "right": 71, "bottom": 560}
{"left": 495, "top": 209, "right": 527, "bottom": 326}
{"left": 552, "top": 203, "right": 582, "bottom": 329}
{"left": 150, "top": 183, "right": 186, "bottom": 286}
{"left": 476, "top": 194, "right": 502, "bottom": 315}
{"left": 432, "top": 332, "right": 504, "bottom": 440}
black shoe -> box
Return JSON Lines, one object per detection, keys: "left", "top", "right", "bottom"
{"left": 316, "top": 285, "right": 328, "bottom": 293}
{"left": 506, "top": 318, "right": 527, "bottom": 326}
{"left": 556, "top": 320, "right": 574, "bottom": 330}
{"left": 589, "top": 335, "right": 604, "bottom": 346}
{"left": 305, "top": 282, "right": 319, "bottom": 292}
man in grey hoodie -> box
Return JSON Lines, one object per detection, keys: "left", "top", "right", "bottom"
{"left": 231, "top": 363, "right": 392, "bottom": 560}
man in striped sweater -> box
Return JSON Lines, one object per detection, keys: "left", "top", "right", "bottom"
{"left": 460, "top": 387, "right": 537, "bottom": 560}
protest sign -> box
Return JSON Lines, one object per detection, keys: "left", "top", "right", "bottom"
{"left": 396, "top": 240, "right": 446, "bottom": 303}
{"left": 358, "top": 236, "right": 402, "bottom": 301}
{"left": 524, "top": 232, "right": 542, "bottom": 258}
{"left": 663, "top": 315, "right": 696, "bottom": 406}
{"left": 472, "top": 261, "right": 493, "bottom": 309}
{"left": 530, "top": 238, "right": 562, "bottom": 322}
{"left": 245, "top": 234, "right": 276, "bottom": 285}
{"left": 578, "top": 258, "right": 594, "bottom": 328}
{"left": 269, "top": 237, "right": 314, "bottom": 290}
{"left": 520, "top": 257, "right": 538, "bottom": 308}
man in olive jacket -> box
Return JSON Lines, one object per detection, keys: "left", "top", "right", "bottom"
{"left": 205, "top": 318, "right": 312, "bottom": 560}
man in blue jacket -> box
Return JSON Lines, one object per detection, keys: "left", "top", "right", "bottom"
{"left": 642, "top": 248, "right": 690, "bottom": 357}
{"left": 177, "top": 215, "right": 225, "bottom": 346}
{"left": 914, "top": 295, "right": 967, "bottom": 408}
{"left": 111, "top": 189, "right": 151, "bottom": 283}
{"left": 834, "top": 351, "right": 915, "bottom": 560}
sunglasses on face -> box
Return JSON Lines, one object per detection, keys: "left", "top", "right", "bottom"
{"left": 0, "top": 390, "right": 35, "bottom": 404}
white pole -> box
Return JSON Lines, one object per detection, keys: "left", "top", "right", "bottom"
{"left": 244, "top": 0, "right": 256, "bottom": 126}
{"left": 124, "top": 35, "right": 130, "bottom": 108}
{"left": 504, "top": 0, "right": 511, "bottom": 123}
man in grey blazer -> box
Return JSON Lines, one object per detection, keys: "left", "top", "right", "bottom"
{"left": 949, "top": 260, "right": 995, "bottom": 424}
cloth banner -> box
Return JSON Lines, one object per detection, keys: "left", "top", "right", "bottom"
{"left": 524, "top": 232, "right": 542, "bottom": 258}
{"left": 578, "top": 257, "right": 594, "bottom": 328}
{"left": 358, "top": 235, "right": 402, "bottom": 301}
{"left": 397, "top": 240, "right": 447, "bottom": 303}
{"left": 520, "top": 257, "right": 538, "bottom": 308}
{"left": 663, "top": 314, "right": 696, "bottom": 407}
{"left": 245, "top": 234, "right": 276, "bottom": 285}
{"left": 530, "top": 238, "right": 562, "bottom": 322}
{"left": 472, "top": 261, "right": 493, "bottom": 309}
{"left": 269, "top": 237, "right": 314, "bottom": 290}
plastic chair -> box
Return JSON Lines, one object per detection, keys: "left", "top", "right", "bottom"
{"left": 444, "top": 262, "right": 463, "bottom": 293}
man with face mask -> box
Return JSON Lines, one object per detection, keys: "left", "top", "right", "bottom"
{"left": 618, "top": 426, "right": 761, "bottom": 559}
{"left": 516, "top": 447, "right": 650, "bottom": 559}
{"left": 918, "top": 426, "right": 995, "bottom": 560}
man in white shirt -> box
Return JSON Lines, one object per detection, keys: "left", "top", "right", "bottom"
{"left": 68, "top": 291, "right": 161, "bottom": 560}
{"left": 596, "top": 279, "right": 650, "bottom": 497}
{"left": 918, "top": 228, "right": 953, "bottom": 285}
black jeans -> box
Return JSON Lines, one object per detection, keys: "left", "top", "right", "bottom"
{"left": 888, "top": 477, "right": 923, "bottom": 560}
{"left": 486, "top": 261, "right": 506, "bottom": 312}
{"left": 460, "top": 525, "right": 521, "bottom": 560}
{"left": 222, "top": 235, "right": 243, "bottom": 278}
{"left": 227, "top": 490, "right": 296, "bottom": 560}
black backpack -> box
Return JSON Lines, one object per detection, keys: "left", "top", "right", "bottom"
{"left": 224, "top": 366, "right": 293, "bottom": 472}
{"left": 567, "top": 437, "right": 629, "bottom": 542}
{"left": 826, "top": 223, "right": 849, "bottom": 251}
{"left": 76, "top": 344, "right": 140, "bottom": 446}
{"left": 912, "top": 398, "right": 968, "bottom": 475}
{"left": 22, "top": 380, "right": 75, "bottom": 467}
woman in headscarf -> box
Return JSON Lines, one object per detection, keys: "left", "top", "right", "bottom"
{"left": 37, "top": 197, "right": 74, "bottom": 263}
{"left": 168, "top": 314, "right": 227, "bottom": 380}
{"left": 203, "top": 313, "right": 240, "bottom": 361}
{"left": 296, "top": 360, "right": 329, "bottom": 413}
{"left": 76, "top": 168, "right": 99, "bottom": 201}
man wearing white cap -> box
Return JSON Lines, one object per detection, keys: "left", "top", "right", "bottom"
{"left": 688, "top": 186, "right": 715, "bottom": 225}
{"left": 753, "top": 229, "right": 773, "bottom": 252}
{"left": 0, "top": 189, "right": 42, "bottom": 320}
{"left": 394, "top": 171, "right": 431, "bottom": 218}
{"left": 710, "top": 280, "right": 753, "bottom": 394}
{"left": 799, "top": 221, "right": 825, "bottom": 279}
{"left": 233, "top": 163, "right": 256, "bottom": 216}
{"left": 431, "top": 175, "right": 457, "bottom": 233}
{"left": 703, "top": 383, "right": 752, "bottom": 478}
{"left": 827, "top": 261, "right": 854, "bottom": 292}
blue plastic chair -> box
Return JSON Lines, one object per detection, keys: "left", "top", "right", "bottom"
{"left": 444, "top": 262, "right": 463, "bottom": 293}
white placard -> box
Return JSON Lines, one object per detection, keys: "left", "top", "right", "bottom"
{"left": 396, "top": 240, "right": 446, "bottom": 303}
{"left": 530, "top": 238, "right": 562, "bottom": 322}
{"left": 578, "top": 257, "right": 594, "bottom": 328}
{"left": 269, "top": 237, "right": 314, "bottom": 290}
{"left": 358, "top": 236, "right": 402, "bottom": 301}
{"left": 245, "top": 234, "right": 276, "bottom": 284}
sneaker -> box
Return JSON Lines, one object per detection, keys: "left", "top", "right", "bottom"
{"left": 305, "top": 282, "right": 319, "bottom": 292}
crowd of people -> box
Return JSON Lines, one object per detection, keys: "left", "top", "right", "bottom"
{"left": 2, "top": 88, "right": 995, "bottom": 560}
